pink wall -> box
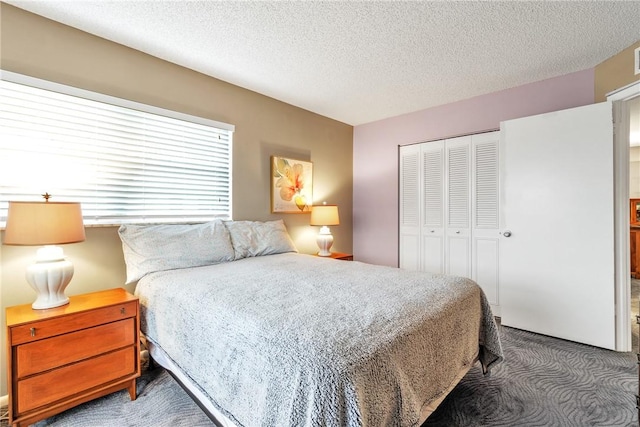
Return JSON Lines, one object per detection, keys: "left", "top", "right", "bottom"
{"left": 353, "top": 68, "right": 595, "bottom": 267}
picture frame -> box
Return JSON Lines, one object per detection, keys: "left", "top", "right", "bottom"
{"left": 271, "top": 156, "right": 313, "bottom": 213}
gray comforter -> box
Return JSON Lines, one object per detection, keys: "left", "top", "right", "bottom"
{"left": 136, "top": 253, "right": 502, "bottom": 427}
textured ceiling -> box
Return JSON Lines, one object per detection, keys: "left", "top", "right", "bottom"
{"left": 5, "top": 1, "right": 640, "bottom": 125}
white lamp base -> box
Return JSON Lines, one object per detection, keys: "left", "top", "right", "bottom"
{"left": 26, "top": 245, "right": 74, "bottom": 310}
{"left": 316, "top": 226, "right": 334, "bottom": 257}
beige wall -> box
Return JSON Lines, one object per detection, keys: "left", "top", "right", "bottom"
{"left": 0, "top": 4, "right": 353, "bottom": 395}
{"left": 595, "top": 40, "right": 640, "bottom": 101}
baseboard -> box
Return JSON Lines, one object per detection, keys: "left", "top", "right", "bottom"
{"left": 0, "top": 394, "right": 7, "bottom": 407}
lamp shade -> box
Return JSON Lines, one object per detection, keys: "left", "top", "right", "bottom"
{"left": 4, "top": 201, "right": 86, "bottom": 246}
{"left": 310, "top": 205, "right": 340, "bottom": 226}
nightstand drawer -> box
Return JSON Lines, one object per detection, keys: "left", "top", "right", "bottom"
{"left": 10, "top": 300, "right": 137, "bottom": 345}
{"left": 17, "top": 347, "right": 136, "bottom": 414}
{"left": 16, "top": 318, "right": 136, "bottom": 378}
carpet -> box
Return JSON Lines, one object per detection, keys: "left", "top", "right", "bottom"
{"left": 1, "top": 326, "right": 634, "bottom": 427}
{"left": 424, "top": 327, "right": 636, "bottom": 427}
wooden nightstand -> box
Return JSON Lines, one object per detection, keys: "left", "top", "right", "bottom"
{"left": 6, "top": 288, "right": 141, "bottom": 427}
{"left": 318, "top": 252, "right": 353, "bottom": 261}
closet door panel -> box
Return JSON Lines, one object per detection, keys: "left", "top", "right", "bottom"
{"left": 472, "top": 132, "right": 501, "bottom": 313}
{"left": 447, "top": 236, "right": 471, "bottom": 277}
{"left": 445, "top": 136, "right": 471, "bottom": 276}
{"left": 399, "top": 145, "right": 421, "bottom": 270}
{"left": 474, "top": 238, "right": 499, "bottom": 307}
{"left": 446, "top": 138, "right": 471, "bottom": 230}
{"left": 421, "top": 141, "right": 445, "bottom": 273}
{"left": 400, "top": 234, "right": 420, "bottom": 270}
{"left": 422, "top": 235, "right": 444, "bottom": 274}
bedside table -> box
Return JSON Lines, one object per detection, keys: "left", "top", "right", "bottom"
{"left": 6, "top": 288, "right": 141, "bottom": 427}
{"left": 317, "top": 252, "right": 353, "bottom": 261}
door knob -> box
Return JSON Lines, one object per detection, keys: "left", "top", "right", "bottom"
{"left": 502, "top": 230, "right": 512, "bottom": 237}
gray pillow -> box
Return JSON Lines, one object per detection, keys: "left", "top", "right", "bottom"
{"left": 118, "top": 220, "right": 235, "bottom": 284}
{"left": 224, "top": 219, "right": 298, "bottom": 260}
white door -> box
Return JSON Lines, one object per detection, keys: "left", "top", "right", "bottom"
{"left": 472, "top": 132, "right": 501, "bottom": 315}
{"left": 399, "top": 144, "right": 420, "bottom": 270}
{"left": 445, "top": 136, "right": 471, "bottom": 277}
{"left": 421, "top": 141, "right": 445, "bottom": 274}
{"left": 500, "top": 102, "right": 615, "bottom": 350}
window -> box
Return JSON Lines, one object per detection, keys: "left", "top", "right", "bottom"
{"left": 0, "top": 71, "right": 234, "bottom": 226}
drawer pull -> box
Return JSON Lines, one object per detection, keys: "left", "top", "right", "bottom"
{"left": 30, "top": 327, "right": 36, "bottom": 337}
{"left": 120, "top": 307, "right": 125, "bottom": 315}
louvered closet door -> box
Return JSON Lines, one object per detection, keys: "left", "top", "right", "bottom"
{"left": 421, "top": 141, "right": 445, "bottom": 274}
{"left": 399, "top": 144, "right": 421, "bottom": 270}
{"left": 471, "top": 132, "right": 501, "bottom": 315}
{"left": 445, "top": 136, "right": 471, "bottom": 277}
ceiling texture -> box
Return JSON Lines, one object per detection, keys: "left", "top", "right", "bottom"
{"left": 5, "top": 1, "right": 640, "bottom": 125}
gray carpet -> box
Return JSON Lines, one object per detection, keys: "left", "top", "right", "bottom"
{"left": 424, "top": 327, "right": 636, "bottom": 427}
{"left": 1, "top": 326, "right": 636, "bottom": 427}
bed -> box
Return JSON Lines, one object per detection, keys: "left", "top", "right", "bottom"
{"left": 119, "top": 219, "right": 503, "bottom": 427}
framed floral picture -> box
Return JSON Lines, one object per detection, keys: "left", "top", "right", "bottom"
{"left": 271, "top": 156, "right": 313, "bottom": 213}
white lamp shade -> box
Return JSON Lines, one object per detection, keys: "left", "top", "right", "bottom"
{"left": 310, "top": 205, "right": 340, "bottom": 226}
{"left": 4, "top": 201, "right": 86, "bottom": 245}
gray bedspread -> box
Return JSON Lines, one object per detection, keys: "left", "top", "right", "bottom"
{"left": 136, "top": 253, "right": 502, "bottom": 427}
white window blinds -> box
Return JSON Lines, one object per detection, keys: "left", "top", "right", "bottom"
{"left": 0, "top": 71, "right": 234, "bottom": 226}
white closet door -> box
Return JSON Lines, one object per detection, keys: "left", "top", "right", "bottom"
{"left": 399, "top": 144, "right": 421, "bottom": 270}
{"left": 445, "top": 136, "right": 471, "bottom": 277}
{"left": 500, "top": 102, "right": 615, "bottom": 350}
{"left": 471, "top": 132, "right": 501, "bottom": 315}
{"left": 421, "top": 141, "right": 445, "bottom": 274}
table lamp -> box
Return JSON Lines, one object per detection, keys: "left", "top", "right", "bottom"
{"left": 3, "top": 198, "right": 85, "bottom": 309}
{"left": 310, "top": 204, "right": 339, "bottom": 256}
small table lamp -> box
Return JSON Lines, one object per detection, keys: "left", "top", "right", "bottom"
{"left": 310, "top": 204, "right": 340, "bottom": 256}
{"left": 3, "top": 199, "right": 85, "bottom": 309}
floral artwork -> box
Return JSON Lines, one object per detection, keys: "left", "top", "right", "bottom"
{"left": 271, "top": 156, "right": 313, "bottom": 213}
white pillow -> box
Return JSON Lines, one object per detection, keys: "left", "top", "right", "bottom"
{"left": 118, "top": 220, "right": 235, "bottom": 284}
{"left": 224, "top": 219, "right": 298, "bottom": 259}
